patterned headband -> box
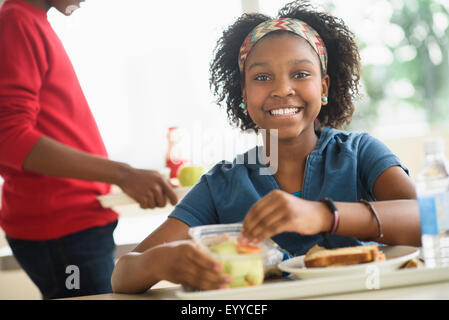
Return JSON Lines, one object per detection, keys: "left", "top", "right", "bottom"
{"left": 238, "top": 18, "right": 328, "bottom": 74}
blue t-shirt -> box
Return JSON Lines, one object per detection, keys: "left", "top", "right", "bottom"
{"left": 169, "top": 127, "right": 408, "bottom": 256}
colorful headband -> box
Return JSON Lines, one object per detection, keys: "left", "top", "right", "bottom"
{"left": 238, "top": 18, "right": 328, "bottom": 74}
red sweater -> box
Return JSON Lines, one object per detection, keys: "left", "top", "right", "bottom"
{"left": 0, "top": 0, "right": 118, "bottom": 240}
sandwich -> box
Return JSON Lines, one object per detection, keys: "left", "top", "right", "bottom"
{"left": 304, "top": 244, "right": 386, "bottom": 268}
{"left": 399, "top": 258, "right": 425, "bottom": 269}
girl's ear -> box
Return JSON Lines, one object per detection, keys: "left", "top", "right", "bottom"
{"left": 242, "top": 86, "right": 247, "bottom": 105}
{"left": 321, "top": 74, "right": 330, "bottom": 106}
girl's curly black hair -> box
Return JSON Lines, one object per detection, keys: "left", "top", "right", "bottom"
{"left": 209, "top": 0, "right": 361, "bottom": 131}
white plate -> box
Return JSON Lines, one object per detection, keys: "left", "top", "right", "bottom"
{"left": 278, "top": 245, "right": 419, "bottom": 280}
{"left": 97, "top": 187, "right": 191, "bottom": 208}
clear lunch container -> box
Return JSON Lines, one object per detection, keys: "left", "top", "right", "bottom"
{"left": 188, "top": 223, "right": 284, "bottom": 287}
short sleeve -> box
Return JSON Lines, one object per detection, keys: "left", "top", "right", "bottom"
{"left": 358, "top": 133, "right": 409, "bottom": 197}
{"left": 169, "top": 176, "right": 219, "bottom": 227}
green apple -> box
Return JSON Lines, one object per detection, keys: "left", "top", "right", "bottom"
{"left": 244, "top": 259, "right": 264, "bottom": 285}
{"left": 209, "top": 241, "right": 264, "bottom": 287}
{"left": 227, "top": 275, "right": 248, "bottom": 288}
{"left": 210, "top": 241, "right": 238, "bottom": 255}
{"left": 222, "top": 258, "right": 264, "bottom": 287}
{"left": 178, "top": 165, "right": 205, "bottom": 187}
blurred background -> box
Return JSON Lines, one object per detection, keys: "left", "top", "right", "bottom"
{"left": 22, "top": 0, "right": 449, "bottom": 177}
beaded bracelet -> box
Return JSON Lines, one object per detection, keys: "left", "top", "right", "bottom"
{"left": 359, "top": 199, "right": 384, "bottom": 239}
{"left": 321, "top": 197, "right": 339, "bottom": 235}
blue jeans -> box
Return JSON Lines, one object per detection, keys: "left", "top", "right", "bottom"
{"left": 6, "top": 220, "right": 117, "bottom": 299}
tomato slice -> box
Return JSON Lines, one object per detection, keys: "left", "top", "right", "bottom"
{"left": 236, "top": 236, "right": 262, "bottom": 253}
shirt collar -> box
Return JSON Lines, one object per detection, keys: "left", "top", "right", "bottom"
{"left": 242, "top": 127, "right": 330, "bottom": 172}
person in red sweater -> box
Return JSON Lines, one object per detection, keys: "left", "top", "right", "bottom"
{"left": 0, "top": 0, "right": 178, "bottom": 299}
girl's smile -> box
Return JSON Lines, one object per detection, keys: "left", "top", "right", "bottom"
{"left": 242, "top": 32, "right": 329, "bottom": 141}
{"left": 266, "top": 106, "right": 302, "bottom": 117}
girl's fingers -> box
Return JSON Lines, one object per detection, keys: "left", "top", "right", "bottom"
{"left": 243, "top": 193, "right": 281, "bottom": 235}
{"left": 188, "top": 245, "right": 222, "bottom": 272}
{"left": 251, "top": 216, "right": 292, "bottom": 241}
{"left": 192, "top": 265, "right": 232, "bottom": 289}
{"left": 183, "top": 249, "right": 231, "bottom": 289}
{"left": 245, "top": 191, "right": 278, "bottom": 219}
{"left": 154, "top": 241, "right": 223, "bottom": 290}
{"left": 182, "top": 269, "right": 231, "bottom": 290}
{"left": 187, "top": 244, "right": 225, "bottom": 273}
{"left": 248, "top": 208, "right": 288, "bottom": 241}
{"left": 243, "top": 201, "right": 286, "bottom": 239}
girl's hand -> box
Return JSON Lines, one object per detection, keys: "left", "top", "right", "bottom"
{"left": 118, "top": 167, "right": 178, "bottom": 209}
{"left": 241, "top": 190, "right": 332, "bottom": 243}
{"left": 153, "top": 240, "right": 232, "bottom": 290}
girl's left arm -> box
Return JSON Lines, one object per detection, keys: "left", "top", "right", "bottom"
{"left": 334, "top": 165, "right": 421, "bottom": 246}
{"left": 242, "top": 166, "right": 422, "bottom": 246}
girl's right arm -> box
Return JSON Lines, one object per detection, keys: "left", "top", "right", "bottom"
{"left": 111, "top": 217, "right": 231, "bottom": 293}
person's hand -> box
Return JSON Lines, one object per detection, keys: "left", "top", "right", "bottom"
{"left": 118, "top": 167, "right": 178, "bottom": 209}
{"left": 153, "top": 240, "right": 232, "bottom": 290}
{"left": 241, "top": 190, "right": 331, "bottom": 243}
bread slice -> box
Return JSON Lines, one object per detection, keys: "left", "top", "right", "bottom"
{"left": 304, "top": 244, "right": 386, "bottom": 268}
{"left": 399, "top": 258, "right": 424, "bottom": 269}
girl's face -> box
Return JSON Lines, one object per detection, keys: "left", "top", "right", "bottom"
{"left": 242, "top": 33, "right": 329, "bottom": 141}
{"left": 50, "top": 0, "right": 85, "bottom": 15}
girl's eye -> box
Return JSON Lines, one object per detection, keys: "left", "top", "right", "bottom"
{"left": 254, "top": 74, "right": 271, "bottom": 81}
{"left": 294, "top": 72, "right": 310, "bottom": 79}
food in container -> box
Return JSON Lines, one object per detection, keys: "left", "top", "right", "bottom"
{"left": 189, "top": 223, "right": 284, "bottom": 288}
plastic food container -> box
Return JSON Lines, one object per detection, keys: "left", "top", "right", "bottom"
{"left": 189, "top": 223, "right": 284, "bottom": 287}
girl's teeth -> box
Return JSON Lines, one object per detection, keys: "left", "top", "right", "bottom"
{"left": 270, "top": 108, "right": 299, "bottom": 115}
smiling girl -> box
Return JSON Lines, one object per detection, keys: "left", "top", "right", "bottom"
{"left": 111, "top": 0, "right": 421, "bottom": 293}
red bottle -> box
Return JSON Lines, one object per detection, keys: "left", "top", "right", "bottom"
{"left": 165, "top": 127, "right": 188, "bottom": 179}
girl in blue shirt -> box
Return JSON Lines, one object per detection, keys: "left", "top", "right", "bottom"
{"left": 111, "top": 1, "right": 420, "bottom": 293}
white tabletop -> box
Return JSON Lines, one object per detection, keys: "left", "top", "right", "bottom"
{"left": 64, "top": 278, "right": 449, "bottom": 300}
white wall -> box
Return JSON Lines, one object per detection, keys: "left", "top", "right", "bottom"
{"left": 48, "top": 0, "right": 257, "bottom": 171}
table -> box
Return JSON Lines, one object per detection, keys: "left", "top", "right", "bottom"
{"left": 63, "top": 268, "right": 449, "bottom": 300}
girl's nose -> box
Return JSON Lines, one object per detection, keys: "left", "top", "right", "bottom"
{"left": 271, "top": 77, "right": 295, "bottom": 98}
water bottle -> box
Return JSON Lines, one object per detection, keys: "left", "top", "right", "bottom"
{"left": 416, "top": 137, "right": 449, "bottom": 268}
